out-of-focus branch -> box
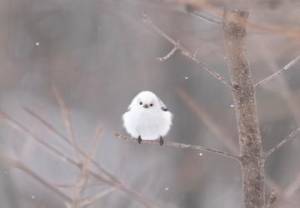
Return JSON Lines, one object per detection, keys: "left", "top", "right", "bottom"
{"left": 0, "top": 154, "right": 72, "bottom": 203}
{"left": 0, "top": 111, "right": 156, "bottom": 208}
{"left": 265, "top": 127, "right": 300, "bottom": 159}
{"left": 142, "top": 14, "right": 231, "bottom": 88}
{"left": 0, "top": 111, "right": 111, "bottom": 185}
{"left": 189, "top": 10, "right": 221, "bottom": 25}
{"left": 24, "top": 107, "right": 113, "bottom": 179}
{"left": 71, "top": 128, "right": 103, "bottom": 208}
{"left": 80, "top": 187, "right": 115, "bottom": 208}
{"left": 266, "top": 191, "right": 277, "bottom": 208}
{"left": 176, "top": 0, "right": 300, "bottom": 40}
{"left": 284, "top": 173, "right": 300, "bottom": 198}
{"left": 255, "top": 55, "right": 300, "bottom": 87}
{"left": 52, "top": 86, "right": 80, "bottom": 160}
{"left": 115, "top": 133, "right": 240, "bottom": 161}
{"left": 177, "top": 88, "right": 239, "bottom": 154}
{"left": 223, "top": 9, "right": 265, "bottom": 208}
{"left": 23, "top": 106, "right": 157, "bottom": 207}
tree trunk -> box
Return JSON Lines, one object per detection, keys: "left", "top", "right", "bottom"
{"left": 223, "top": 10, "right": 265, "bottom": 208}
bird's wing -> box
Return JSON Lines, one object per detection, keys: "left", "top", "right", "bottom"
{"left": 158, "top": 98, "right": 169, "bottom": 111}
{"left": 128, "top": 93, "right": 140, "bottom": 111}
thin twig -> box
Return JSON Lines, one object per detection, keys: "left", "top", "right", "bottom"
{"left": 115, "top": 133, "right": 240, "bottom": 161}
{"left": 52, "top": 86, "right": 80, "bottom": 160}
{"left": 157, "top": 43, "right": 178, "bottom": 62}
{"left": 142, "top": 14, "right": 231, "bottom": 88}
{"left": 265, "top": 127, "right": 300, "bottom": 159}
{"left": 255, "top": 55, "right": 300, "bottom": 87}
{"left": 190, "top": 11, "right": 221, "bottom": 24}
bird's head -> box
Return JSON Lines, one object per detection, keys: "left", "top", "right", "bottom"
{"left": 129, "top": 91, "right": 161, "bottom": 111}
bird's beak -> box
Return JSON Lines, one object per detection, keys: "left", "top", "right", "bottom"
{"left": 143, "top": 104, "right": 149, "bottom": 108}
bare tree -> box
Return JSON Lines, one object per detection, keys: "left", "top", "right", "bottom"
{"left": 1, "top": 1, "right": 300, "bottom": 208}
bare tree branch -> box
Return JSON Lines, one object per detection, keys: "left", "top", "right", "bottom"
{"left": 71, "top": 127, "right": 103, "bottom": 208}
{"left": 80, "top": 187, "right": 115, "bottom": 208}
{"left": 0, "top": 111, "right": 111, "bottom": 185}
{"left": 223, "top": 9, "right": 265, "bottom": 208}
{"left": 157, "top": 43, "right": 179, "bottom": 61}
{"left": 189, "top": 11, "right": 221, "bottom": 25}
{"left": 0, "top": 154, "right": 72, "bottom": 203}
{"left": 52, "top": 86, "right": 80, "bottom": 160}
{"left": 115, "top": 133, "right": 240, "bottom": 161}
{"left": 255, "top": 55, "right": 300, "bottom": 87}
{"left": 0, "top": 111, "right": 156, "bottom": 208}
{"left": 142, "top": 14, "right": 231, "bottom": 87}
{"left": 265, "top": 127, "right": 300, "bottom": 159}
{"left": 23, "top": 107, "right": 135, "bottom": 186}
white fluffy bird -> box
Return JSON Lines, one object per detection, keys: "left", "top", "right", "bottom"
{"left": 123, "top": 91, "right": 172, "bottom": 145}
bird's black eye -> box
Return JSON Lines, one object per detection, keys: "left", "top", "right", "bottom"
{"left": 139, "top": 102, "right": 143, "bottom": 105}
{"left": 150, "top": 103, "right": 153, "bottom": 107}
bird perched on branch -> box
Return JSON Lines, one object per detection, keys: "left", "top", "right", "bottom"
{"left": 123, "top": 91, "right": 172, "bottom": 145}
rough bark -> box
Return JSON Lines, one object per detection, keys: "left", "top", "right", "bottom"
{"left": 223, "top": 10, "right": 265, "bottom": 208}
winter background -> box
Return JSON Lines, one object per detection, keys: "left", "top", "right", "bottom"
{"left": 0, "top": 0, "right": 300, "bottom": 207}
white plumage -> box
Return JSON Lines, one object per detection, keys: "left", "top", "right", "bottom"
{"left": 123, "top": 91, "right": 172, "bottom": 145}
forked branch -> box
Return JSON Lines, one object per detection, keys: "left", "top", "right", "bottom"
{"left": 143, "top": 14, "right": 231, "bottom": 87}
{"left": 0, "top": 111, "right": 156, "bottom": 208}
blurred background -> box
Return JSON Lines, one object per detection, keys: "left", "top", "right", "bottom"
{"left": 0, "top": 0, "right": 300, "bottom": 207}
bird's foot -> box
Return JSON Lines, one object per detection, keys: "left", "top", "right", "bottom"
{"left": 159, "top": 136, "right": 164, "bottom": 146}
{"left": 137, "top": 136, "right": 142, "bottom": 144}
